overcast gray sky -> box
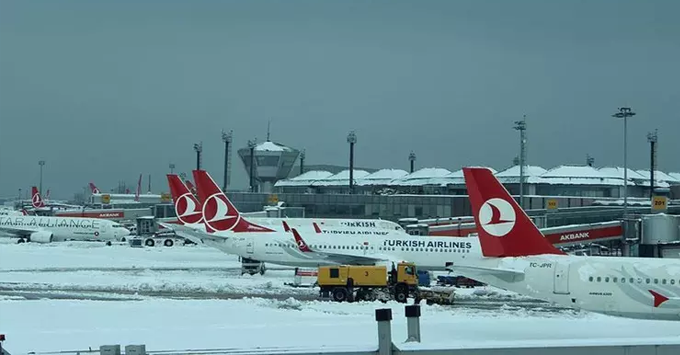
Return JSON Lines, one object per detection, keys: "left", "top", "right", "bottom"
{"left": 1, "top": 0, "right": 678, "bottom": 199}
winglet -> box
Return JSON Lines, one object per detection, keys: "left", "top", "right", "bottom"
{"left": 650, "top": 290, "right": 669, "bottom": 308}
{"left": 313, "top": 222, "right": 322, "bottom": 234}
{"left": 282, "top": 220, "right": 291, "bottom": 232}
{"left": 291, "top": 228, "right": 312, "bottom": 253}
{"left": 463, "top": 167, "right": 564, "bottom": 257}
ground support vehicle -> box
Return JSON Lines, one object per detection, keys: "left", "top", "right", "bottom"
{"left": 317, "top": 262, "right": 454, "bottom": 305}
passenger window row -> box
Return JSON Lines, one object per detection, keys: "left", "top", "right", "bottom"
{"left": 263, "top": 243, "right": 470, "bottom": 254}
{"left": 588, "top": 276, "right": 677, "bottom": 285}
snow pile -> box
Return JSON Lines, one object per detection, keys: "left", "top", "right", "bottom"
{"left": 3, "top": 297, "right": 680, "bottom": 354}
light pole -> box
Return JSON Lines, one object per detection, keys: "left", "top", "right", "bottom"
{"left": 193, "top": 142, "right": 203, "bottom": 171}
{"left": 647, "top": 129, "right": 658, "bottom": 199}
{"left": 169, "top": 163, "right": 175, "bottom": 174}
{"left": 222, "top": 130, "right": 233, "bottom": 191}
{"left": 299, "top": 149, "right": 306, "bottom": 176}
{"left": 408, "top": 151, "right": 416, "bottom": 173}
{"left": 38, "top": 160, "right": 45, "bottom": 194}
{"left": 347, "top": 131, "right": 357, "bottom": 194}
{"left": 248, "top": 139, "right": 257, "bottom": 192}
{"left": 513, "top": 116, "right": 527, "bottom": 209}
{"left": 612, "top": 107, "right": 636, "bottom": 217}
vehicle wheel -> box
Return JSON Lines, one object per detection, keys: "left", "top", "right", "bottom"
{"left": 120, "top": 237, "right": 126, "bottom": 242}
{"left": 105, "top": 241, "right": 112, "bottom": 246}
{"left": 394, "top": 284, "right": 409, "bottom": 303}
{"left": 332, "top": 287, "right": 349, "bottom": 302}
{"left": 145, "top": 238, "right": 155, "bottom": 247}
{"left": 17, "top": 238, "right": 26, "bottom": 244}
{"left": 164, "top": 239, "right": 174, "bottom": 247}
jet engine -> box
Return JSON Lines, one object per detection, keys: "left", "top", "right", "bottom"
{"left": 28, "top": 231, "right": 54, "bottom": 243}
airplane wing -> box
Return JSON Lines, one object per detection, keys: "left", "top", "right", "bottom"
{"left": 290, "top": 228, "right": 395, "bottom": 266}
{"left": 445, "top": 264, "right": 525, "bottom": 282}
{"left": 157, "top": 222, "right": 229, "bottom": 244}
{"left": 0, "top": 224, "right": 41, "bottom": 236}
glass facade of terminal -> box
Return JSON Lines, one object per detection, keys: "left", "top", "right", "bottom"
{"left": 225, "top": 191, "right": 600, "bottom": 221}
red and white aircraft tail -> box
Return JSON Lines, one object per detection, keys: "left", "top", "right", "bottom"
{"left": 89, "top": 182, "right": 101, "bottom": 194}
{"left": 31, "top": 186, "right": 45, "bottom": 208}
{"left": 192, "top": 170, "right": 274, "bottom": 233}
{"left": 463, "top": 167, "right": 564, "bottom": 257}
{"left": 167, "top": 174, "right": 203, "bottom": 225}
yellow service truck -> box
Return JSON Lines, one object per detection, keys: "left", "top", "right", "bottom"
{"left": 317, "top": 262, "right": 454, "bottom": 304}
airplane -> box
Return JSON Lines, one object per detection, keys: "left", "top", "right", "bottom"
{"left": 450, "top": 167, "right": 680, "bottom": 321}
{"left": 23, "top": 187, "right": 82, "bottom": 212}
{"left": 88, "top": 176, "right": 160, "bottom": 204}
{"left": 182, "top": 170, "right": 483, "bottom": 271}
{"left": 164, "top": 172, "right": 407, "bottom": 235}
{"left": 0, "top": 213, "right": 131, "bottom": 244}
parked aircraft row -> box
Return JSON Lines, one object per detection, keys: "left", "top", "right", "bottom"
{"left": 162, "top": 168, "right": 680, "bottom": 322}
{"left": 1, "top": 187, "right": 131, "bottom": 243}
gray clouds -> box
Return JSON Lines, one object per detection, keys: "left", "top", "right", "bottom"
{"left": 1, "top": 0, "right": 678, "bottom": 198}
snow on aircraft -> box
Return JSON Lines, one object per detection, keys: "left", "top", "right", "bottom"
{"left": 168, "top": 170, "right": 483, "bottom": 271}
{"left": 451, "top": 167, "right": 680, "bottom": 321}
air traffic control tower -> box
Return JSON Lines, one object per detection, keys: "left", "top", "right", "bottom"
{"left": 238, "top": 139, "right": 300, "bottom": 193}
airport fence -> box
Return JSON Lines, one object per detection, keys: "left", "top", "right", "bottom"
{"left": 3, "top": 306, "right": 680, "bottom": 355}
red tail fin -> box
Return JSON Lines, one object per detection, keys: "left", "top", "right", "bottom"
{"left": 31, "top": 187, "right": 45, "bottom": 208}
{"left": 462, "top": 167, "right": 564, "bottom": 257}
{"left": 89, "top": 182, "right": 101, "bottom": 194}
{"left": 313, "top": 222, "right": 322, "bottom": 234}
{"left": 167, "top": 174, "right": 203, "bottom": 225}
{"left": 282, "top": 220, "right": 291, "bottom": 232}
{"left": 291, "top": 228, "right": 312, "bottom": 252}
{"left": 192, "top": 170, "right": 274, "bottom": 233}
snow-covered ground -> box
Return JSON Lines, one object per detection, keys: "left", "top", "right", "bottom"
{"left": 2, "top": 241, "right": 680, "bottom": 353}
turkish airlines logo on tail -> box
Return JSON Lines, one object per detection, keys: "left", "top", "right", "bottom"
{"left": 202, "top": 193, "right": 240, "bottom": 231}
{"left": 32, "top": 192, "right": 44, "bottom": 208}
{"left": 478, "top": 198, "right": 516, "bottom": 237}
{"left": 175, "top": 193, "right": 203, "bottom": 225}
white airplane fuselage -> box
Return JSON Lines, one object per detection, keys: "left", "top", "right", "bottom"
{"left": 0, "top": 215, "right": 131, "bottom": 243}
{"left": 459, "top": 255, "right": 680, "bottom": 321}
{"left": 206, "top": 230, "right": 482, "bottom": 271}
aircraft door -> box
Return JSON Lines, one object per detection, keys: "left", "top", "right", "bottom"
{"left": 553, "top": 262, "right": 570, "bottom": 294}
{"left": 246, "top": 240, "right": 254, "bottom": 255}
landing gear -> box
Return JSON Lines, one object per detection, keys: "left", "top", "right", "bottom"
{"left": 17, "top": 238, "right": 26, "bottom": 244}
